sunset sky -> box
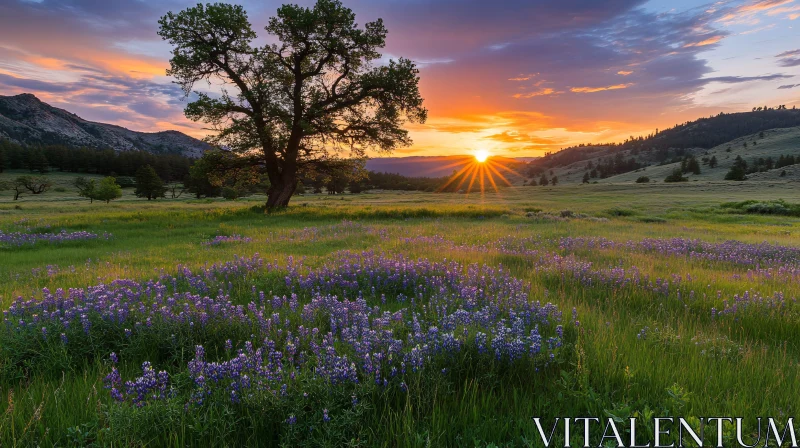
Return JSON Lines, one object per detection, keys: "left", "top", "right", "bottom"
{"left": 0, "top": 0, "right": 798, "bottom": 157}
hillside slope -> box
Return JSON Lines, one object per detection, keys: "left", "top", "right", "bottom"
{"left": 527, "top": 108, "right": 800, "bottom": 184}
{"left": 0, "top": 93, "right": 210, "bottom": 157}
{"left": 601, "top": 127, "right": 800, "bottom": 183}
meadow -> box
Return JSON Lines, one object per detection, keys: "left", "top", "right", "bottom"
{"left": 0, "top": 182, "right": 799, "bottom": 447}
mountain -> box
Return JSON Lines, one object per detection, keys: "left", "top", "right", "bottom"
{"left": 0, "top": 93, "right": 210, "bottom": 157}
{"left": 366, "top": 155, "right": 528, "bottom": 178}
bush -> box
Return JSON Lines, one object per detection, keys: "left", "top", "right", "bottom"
{"left": 664, "top": 168, "right": 688, "bottom": 183}
{"left": 221, "top": 187, "right": 240, "bottom": 200}
{"left": 116, "top": 177, "right": 137, "bottom": 188}
{"left": 721, "top": 200, "right": 800, "bottom": 216}
{"left": 724, "top": 166, "right": 747, "bottom": 181}
{"left": 635, "top": 176, "right": 650, "bottom": 183}
{"left": 638, "top": 216, "right": 667, "bottom": 223}
{"left": 606, "top": 207, "right": 636, "bottom": 217}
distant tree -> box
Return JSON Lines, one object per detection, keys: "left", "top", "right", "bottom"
{"left": 528, "top": 178, "right": 537, "bottom": 186}
{"left": 582, "top": 172, "right": 590, "bottom": 183}
{"left": 135, "top": 165, "right": 168, "bottom": 200}
{"left": 116, "top": 176, "right": 137, "bottom": 188}
{"left": 759, "top": 131, "right": 765, "bottom": 138}
{"left": 184, "top": 156, "right": 221, "bottom": 198}
{"left": 709, "top": 155, "right": 718, "bottom": 168}
{"left": 10, "top": 180, "right": 24, "bottom": 200}
{"left": 685, "top": 157, "right": 701, "bottom": 175}
{"left": 94, "top": 177, "right": 123, "bottom": 203}
{"left": 221, "top": 187, "right": 241, "bottom": 200}
{"left": 74, "top": 177, "right": 96, "bottom": 203}
{"left": 780, "top": 170, "right": 787, "bottom": 177}
{"left": 551, "top": 176, "right": 558, "bottom": 186}
{"left": 664, "top": 168, "right": 688, "bottom": 183}
{"left": 636, "top": 176, "right": 650, "bottom": 183}
{"left": 158, "top": 0, "right": 427, "bottom": 208}
{"left": 196, "top": 150, "right": 268, "bottom": 199}
{"left": 348, "top": 179, "right": 364, "bottom": 193}
{"left": 725, "top": 156, "right": 748, "bottom": 181}
{"left": 539, "top": 174, "right": 549, "bottom": 186}
{"left": 15, "top": 175, "right": 52, "bottom": 197}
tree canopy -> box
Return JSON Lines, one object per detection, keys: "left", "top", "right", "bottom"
{"left": 158, "top": 0, "right": 427, "bottom": 208}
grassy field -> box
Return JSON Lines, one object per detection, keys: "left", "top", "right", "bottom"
{"left": 1, "top": 182, "right": 799, "bottom": 447}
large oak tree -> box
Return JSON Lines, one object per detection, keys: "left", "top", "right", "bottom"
{"left": 159, "top": 0, "right": 427, "bottom": 208}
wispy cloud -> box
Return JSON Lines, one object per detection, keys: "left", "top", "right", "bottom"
{"left": 570, "top": 83, "right": 633, "bottom": 93}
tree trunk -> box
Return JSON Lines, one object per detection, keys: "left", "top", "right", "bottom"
{"left": 265, "top": 172, "right": 297, "bottom": 209}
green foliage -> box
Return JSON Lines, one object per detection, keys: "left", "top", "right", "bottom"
{"left": 115, "top": 176, "right": 137, "bottom": 188}
{"left": 605, "top": 207, "right": 636, "bottom": 217}
{"left": 0, "top": 140, "right": 192, "bottom": 180}
{"left": 158, "top": 0, "right": 427, "bottom": 207}
{"left": 184, "top": 154, "right": 222, "bottom": 199}
{"left": 74, "top": 177, "right": 96, "bottom": 202}
{"left": 724, "top": 156, "right": 748, "bottom": 181}
{"left": 681, "top": 156, "right": 700, "bottom": 175}
{"left": 720, "top": 199, "right": 800, "bottom": 216}
{"left": 27, "top": 149, "right": 49, "bottom": 174}
{"left": 663, "top": 168, "right": 688, "bottom": 183}
{"left": 635, "top": 176, "right": 650, "bottom": 183}
{"left": 134, "top": 165, "right": 168, "bottom": 200}
{"left": 94, "top": 177, "right": 123, "bottom": 203}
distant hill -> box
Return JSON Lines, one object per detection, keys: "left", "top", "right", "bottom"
{"left": 526, "top": 107, "right": 800, "bottom": 184}
{"left": 0, "top": 93, "right": 210, "bottom": 157}
{"left": 366, "top": 155, "right": 528, "bottom": 178}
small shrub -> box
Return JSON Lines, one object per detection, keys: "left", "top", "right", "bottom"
{"left": 606, "top": 207, "right": 636, "bottom": 217}
{"left": 721, "top": 200, "right": 800, "bottom": 216}
{"left": 635, "top": 176, "right": 650, "bottom": 183}
{"left": 638, "top": 216, "right": 667, "bottom": 223}
{"left": 54, "top": 187, "right": 67, "bottom": 192}
{"left": 664, "top": 168, "right": 688, "bottom": 183}
{"left": 560, "top": 210, "right": 574, "bottom": 218}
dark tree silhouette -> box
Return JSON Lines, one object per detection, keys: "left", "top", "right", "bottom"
{"left": 135, "top": 165, "right": 168, "bottom": 200}
{"left": 158, "top": 0, "right": 427, "bottom": 208}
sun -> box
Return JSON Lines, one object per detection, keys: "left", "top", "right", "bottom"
{"left": 474, "top": 150, "right": 490, "bottom": 163}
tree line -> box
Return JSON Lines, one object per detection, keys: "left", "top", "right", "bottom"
{"left": 0, "top": 140, "right": 191, "bottom": 181}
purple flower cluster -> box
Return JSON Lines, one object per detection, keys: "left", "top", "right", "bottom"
{"left": 202, "top": 235, "right": 253, "bottom": 246}
{"left": 557, "top": 236, "right": 800, "bottom": 269}
{"left": 0, "top": 230, "right": 111, "bottom": 247}
{"left": 4, "top": 250, "right": 566, "bottom": 408}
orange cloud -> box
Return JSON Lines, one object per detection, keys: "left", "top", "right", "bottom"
{"left": 683, "top": 35, "right": 724, "bottom": 47}
{"left": 617, "top": 70, "right": 633, "bottom": 76}
{"left": 739, "top": 0, "right": 794, "bottom": 13}
{"left": 513, "top": 88, "right": 557, "bottom": 98}
{"left": 570, "top": 83, "right": 633, "bottom": 93}
{"left": 718, "top": 0, "right": 796, "bottom": 23}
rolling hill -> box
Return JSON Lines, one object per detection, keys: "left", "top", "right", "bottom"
{"left": 526, "top": 108, "right": 800, "bottom": 185}
{"left": 0, "top": 93, "right": 210, "bottom": 157}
